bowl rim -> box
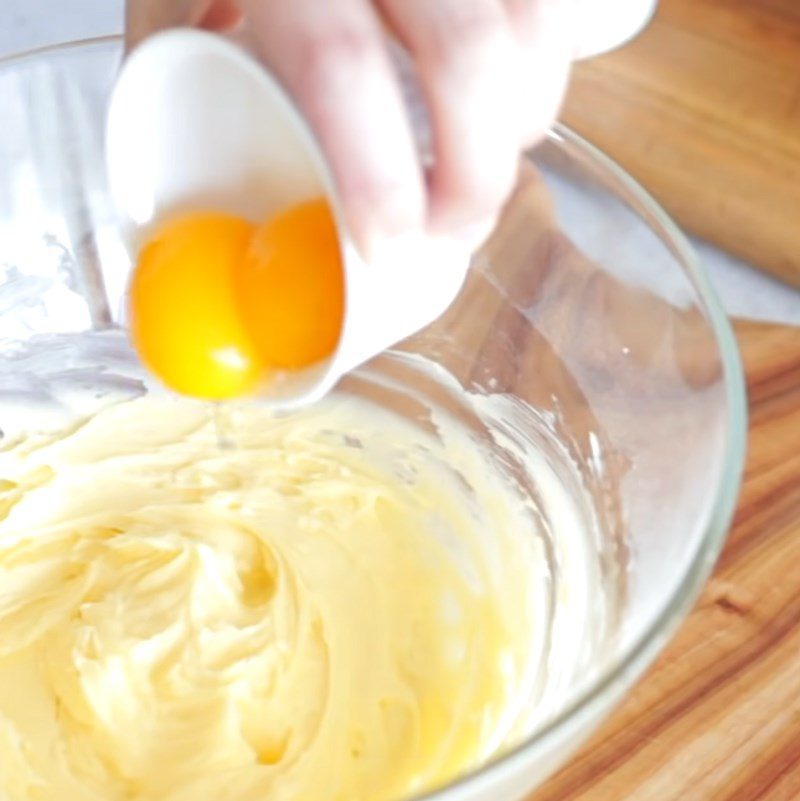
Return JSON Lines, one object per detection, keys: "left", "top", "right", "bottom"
{"left": 0, "top": 35, "right": 748, "bottom": 800}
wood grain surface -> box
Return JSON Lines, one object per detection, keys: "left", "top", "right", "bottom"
{"left": 527, "top": 319, "right": 800, "bottom": 801}
{"left": 561, "top": 0, "right": 800, "bottom": 287}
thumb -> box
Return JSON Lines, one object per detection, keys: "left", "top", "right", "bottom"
{"left": 125, "top": 0, "right": 243, "bottom": 51}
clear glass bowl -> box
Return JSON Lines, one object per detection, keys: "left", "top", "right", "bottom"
{"left": 0, "top": 38, "right": 746, "bottom": 801}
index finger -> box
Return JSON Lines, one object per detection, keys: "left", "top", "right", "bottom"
{"left": 241, "top": 0, "right": 427, "bottom": 258}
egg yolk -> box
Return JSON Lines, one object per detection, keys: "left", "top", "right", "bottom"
{"left": 129, "top": 199, "right": 345, "bottom": 401}
{"left": 130, "top": 212, "right": 261, "bottom": 400}
{"left": 236, "top": 198, "right": 345, "bottom": 369}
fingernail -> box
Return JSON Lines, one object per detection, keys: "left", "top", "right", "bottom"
{"left": 358, "top": 230, "right": 422, "bottom": 269}
{"left": 345, "top": 202, "right": 423, "bottom": 266}
{"left": 451, "top": 219, "right": 496, "bottom": 251}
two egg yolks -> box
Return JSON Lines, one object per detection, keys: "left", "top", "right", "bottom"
{"left": 129, "top": 199, "right": 345, "bottom": 400}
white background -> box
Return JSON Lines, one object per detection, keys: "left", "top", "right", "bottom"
{"left": 2, "top": 0, "right": 798, "bottom": 325}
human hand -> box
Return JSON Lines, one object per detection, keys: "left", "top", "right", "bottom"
{"left": 126, "top": 0, "right": 655, "bottom": 255}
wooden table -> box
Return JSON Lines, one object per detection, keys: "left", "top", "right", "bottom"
{"left": 562, "top": 0, "right": 800, "bottom": 287}
{"left": 525, "top": 322, "right": 800, "bottom": 800}
{"left": 525, "top": 1, "right": 800, "bottom": 793}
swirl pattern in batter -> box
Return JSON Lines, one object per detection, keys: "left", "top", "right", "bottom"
{"left": 0, "top": 394, "right": 540, "bottom": 801}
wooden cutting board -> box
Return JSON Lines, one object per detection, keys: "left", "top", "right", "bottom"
{"left": 527, "top": 319, "right": 800, "bottom": 801}
{"left": 561, "top": 0, "right": 800, "bottom": 287}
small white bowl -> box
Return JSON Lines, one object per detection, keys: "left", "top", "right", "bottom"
{"left": 106, "top": 29, "right": 473, "bottom": 409}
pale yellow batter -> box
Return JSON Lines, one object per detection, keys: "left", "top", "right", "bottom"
{"left": 0, "top": 394, "right": 540, "bottom": 801}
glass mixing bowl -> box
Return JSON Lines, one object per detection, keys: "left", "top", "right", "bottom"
{"left": 0, "top": 38, "right": 746, "bottom": 801}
